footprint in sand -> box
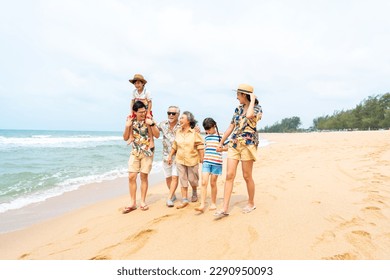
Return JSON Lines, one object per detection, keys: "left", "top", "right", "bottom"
{"left": 90, "top": 254, "right": 111, "bottom": 260}
{"left": 323, "top": 252, "right": 357, "bottom": 260}
{"left": 152, "top": 214, "right": 171, "bottom": 223}
{"left": 316, "top": 231, "right": 336, "bottom": 243}
{"left": 78, "top": 228, "right": 88, "bottom": 234}
{"left": 361, "top": 206, "right": 384, "bottom": 219}
{"left": 326, "top": 215, "right": 363, "bottom": 229}
{"left": 19, "top": 253, "right": 31, "bottom": 260}
{"left": 95, "top": 228, "right": 157, "bottom": 259}
{"left": 248, "top": 226, "right": 259, "bottom": 243}
{"left": 345, "top": 230, "right": 375, "bottom": 258}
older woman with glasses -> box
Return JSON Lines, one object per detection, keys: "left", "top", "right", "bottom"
{"left": 167, "top": 111, "right": 204, "bottom": 209}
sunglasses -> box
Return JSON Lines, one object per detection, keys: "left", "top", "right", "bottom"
{"left": 167, "top": 112, "right": 177, "bottom": 116}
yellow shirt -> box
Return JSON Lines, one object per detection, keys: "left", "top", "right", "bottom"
{"left": 172, "top": 128, "right": 204, "bottom": 166}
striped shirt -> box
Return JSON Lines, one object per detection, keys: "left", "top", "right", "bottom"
{"left": 203, "top": 134, "right": 229, "bottom": 166}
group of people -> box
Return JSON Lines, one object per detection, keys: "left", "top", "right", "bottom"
{"left": 122, "top": 74, "right": 263, "bottom": 218}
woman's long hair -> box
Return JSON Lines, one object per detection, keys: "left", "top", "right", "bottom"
{"left": 245, "top": 94, "right": 259, "bottom": 105}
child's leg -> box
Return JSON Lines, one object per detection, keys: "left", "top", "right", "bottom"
{"left": 127, "top": 130, "right": 134, "bottom": 145}
{"left": 195, "top": 172, "right": 209, "bottom": 212}
{"left": 127, "top": 117, "right": 134, "bottom": 145}
{"left": 147, "top": 125, "right": 155, "bottom": 150}
{"left": 149, "top": 135, "right": 155, "bottom": 149}
{"left": 209, "top": 174, "right": 218, "bottom": 209}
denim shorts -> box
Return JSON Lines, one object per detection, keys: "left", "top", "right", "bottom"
{"left": 202, "top": 162, "right": 222, "bottom": 176}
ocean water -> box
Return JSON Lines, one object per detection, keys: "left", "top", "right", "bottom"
{"left": 0, "top": 129, "right": 270, "bottom": 215}
{"left": 0, "top": 129, "right": 163, "bottom": 214}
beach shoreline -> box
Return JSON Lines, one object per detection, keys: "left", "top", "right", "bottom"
{"left": 0, "top": 172, "right": 165, "bottom": 234}
{"left": 1, "top": 131, "right": 389, "bottom": 260}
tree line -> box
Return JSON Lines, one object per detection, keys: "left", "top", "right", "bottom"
{"left": 313, "top": 93, "right": 390, "bottom": 130}
{"left": 259, "top": 93, "right": 390, "bottom": 132}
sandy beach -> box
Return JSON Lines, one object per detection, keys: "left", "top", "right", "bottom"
{"left": 0, "top": 131, "right": 389, "bottom": 260}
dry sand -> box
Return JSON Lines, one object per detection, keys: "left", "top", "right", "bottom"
{"left": 0, "top": 131, "right": 389, "bottom": 260}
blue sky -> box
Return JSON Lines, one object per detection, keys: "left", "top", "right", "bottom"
{"left": 1, "top": 0, "right": 390, "bottom": 132}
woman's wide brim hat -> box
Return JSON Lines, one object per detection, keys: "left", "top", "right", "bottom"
{"left": 129, "top": 74, "right": 147, "bottom": 84}
{"left": 234, "top": 83, "right": 253, "bottom": 94}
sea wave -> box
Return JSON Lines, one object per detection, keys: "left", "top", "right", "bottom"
{"left": 0, "top": 135, "right": 123, "bottom": 148}
{"left": 0, "top": 161, "right": 163, "bottom": 213}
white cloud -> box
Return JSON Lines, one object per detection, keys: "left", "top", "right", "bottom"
{"left": 1, "top": 0, "right": 390, "bottom": 131}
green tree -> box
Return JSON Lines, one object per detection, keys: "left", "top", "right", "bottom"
{"left": 261, "top": 116, "right": 302, "bottom": 132}
{"left": 312, "top": 93, "right": 390, "bottom": 130}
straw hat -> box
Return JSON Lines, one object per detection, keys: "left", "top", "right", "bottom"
{"left": 129, "top": 74, "right": 147, "bottom": 84}
{"left": 235, "top": 83, "right": 254, "bottom": 94}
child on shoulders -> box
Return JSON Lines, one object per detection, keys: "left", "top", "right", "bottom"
{"left": 127, "top": 74, "right": 154, "bottom": 150}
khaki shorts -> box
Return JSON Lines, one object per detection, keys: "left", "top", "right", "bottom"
{"left": 176, "top": 163, "right": 199, "bottom": 188}
{"left": 227, "top": 142, "right": 258, "bottom": 161}
{"left": 128, "top": 153, "right": 154, "bottom": 174}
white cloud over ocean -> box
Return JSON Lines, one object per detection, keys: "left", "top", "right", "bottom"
{"left": 1, "top": 0, "right": 390, "bottom": 131}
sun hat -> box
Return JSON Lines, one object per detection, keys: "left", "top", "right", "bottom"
{"left": 235, "top": 83, "right": 253, "bottom": 94}
{"left": 129, "top": 74, "right": 147, "bottom": 84}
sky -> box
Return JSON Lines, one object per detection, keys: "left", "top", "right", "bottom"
{"left": 1, "top": 0, "right": 390, "bottom": 132}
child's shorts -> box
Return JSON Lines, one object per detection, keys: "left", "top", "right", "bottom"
{"left": 202, "top": 162, "right": 222, "bottom": 176}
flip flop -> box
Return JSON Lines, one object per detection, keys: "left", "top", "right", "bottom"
{"left": 214, "top": 210, "right": 229, "bottom": 220}
{"left": 194, "top": 206, "right": 205, "bottom": 213}
{"left": 140, "top": 204, "right": 149, "bottom": 211}
{"left": 176, "top": 202, "right": 189, "bottom": 209}
{"left": 122, "top": 206, "right": 137, "bottom": 214}
{"left": 242, "top": 205, "right": 256, "bottom": 214}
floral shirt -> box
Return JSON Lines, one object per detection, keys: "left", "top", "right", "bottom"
{"left": 131, "top": 120, "right": 153, "bottom": 157}
{"left": 230, "top": 104, "right": 262, "bottom": 148}
{"left": 157, "top": 120, "right": 181, "bottom": 162}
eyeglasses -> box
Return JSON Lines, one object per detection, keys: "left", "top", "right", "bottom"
{"left": 167, "top": 112, "right": 177, "bottom": 116}
{"left": 137, "top": 110, "right": 147, "bottom": 114}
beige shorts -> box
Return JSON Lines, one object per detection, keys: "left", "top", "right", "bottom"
{"left": 227, "top": 142, "right": 258, "bottom": 161}
{"left": 176, "top": 163, "right": 199, "bottom": 188}
{"left": 128, "top": 153, "right": 154, "bottom": 174}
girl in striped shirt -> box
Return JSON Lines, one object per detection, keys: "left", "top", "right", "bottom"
{"left": 195, "top": 118, "right": 229, "bottom": 213}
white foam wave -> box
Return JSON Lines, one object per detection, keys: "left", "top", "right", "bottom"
{"left": 0, "top": 135, "right": 123, "bottom": 148}
{"left": 0, "top": 161, "right": 164, "bottom": 214}
{"left": 258, "top": 138, "right": 271, "bottom": 147}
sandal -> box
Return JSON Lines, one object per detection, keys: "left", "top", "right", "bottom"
{"left": 176, "top": 199, "right": 189, "bottom": 209}
{"left": 214, "top": 210, "right": 229, "bottom": 219}
{"left": 208, "top": 205, "right": 217, "bottom": 211}
{"left": 122, "top": 206, "right": 137, "bottom": 214}
{"left": 191, "top": 194, "right": 198, "bottom": 202}
{"left": 195, "top": 205, "right": 205, "bottom": 213}
{"left": 140, "top": 204, "right": 149, "bottom": 211}
{"left": 242, "top": 205, "right": 256, "bottom": 214}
